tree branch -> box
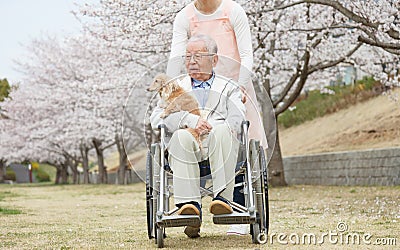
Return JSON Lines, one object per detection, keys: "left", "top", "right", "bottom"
{"left": 358, "top": 35, "right": 400, "bottom": 50}
{"left": 275, "top": 50, "right": 311, "bottom": 115}
{"left": 271, "top": 0, "right": 400, "bottom": 40}
{"left": 272, "top": 67, "right": 301, "bottom": 107}
{"left": 309, "top": 42, "right": 363, "bottom": 74}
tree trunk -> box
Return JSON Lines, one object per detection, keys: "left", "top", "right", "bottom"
{"left": 258, "top": 75, "right": 287, "bottom": 187}
{"left": 80, "top": 145, "right": 90, "bottom": 184}
{"left": 104, "top": 168, "right": 108, "bottom": 184}
{"left": 60, "top": 162, "right": 69, "bottom": 184}
{"left": 69, "top": 159, "right": 79, "bottom": 184}
{"left": 118, "top": 160, "right": 128, "bottom": 185}
{"left": 116, "top": 134, "right": 128, "bottom": 185}
{"left": 55, "top": 163, "right": 68, "bottom": 184}
{"left": 93, "top": 138, "right": 106, "bottom": 184}
{"left": 0, "top": 160, "right": 5, "bottom": 183}
{"left": 268, "top": 128, "right": 287, "bottom": 186}
{"left": 261, "top": 103, "right": 287, "bottom": 186}
{"left": 55, "top": 168, "right": 61, "bottom": 184}
{"left": 64, "top": 156, "right": 75, "bottom": 184}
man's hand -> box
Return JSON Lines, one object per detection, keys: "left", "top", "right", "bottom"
{"left": 240, "top": 86, "right": 247, "bottom": 103}
{"left": 195, "top": 118, "right": 212, "bottom": 135}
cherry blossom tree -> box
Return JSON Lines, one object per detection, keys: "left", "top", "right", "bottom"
{"left": 273, "top": 0, "right": 400, "bottom": 53}
{"left": 2, "top": 35, "right": 104, "bottom": 183}
{"left": 6, "top": 28, "right": 151, "bottom": 184}
{"left": 242, "top": 0, "right": 399, "bottom": 185}
{"left": 240, "top": 1, "right": 364, "bottom": 185}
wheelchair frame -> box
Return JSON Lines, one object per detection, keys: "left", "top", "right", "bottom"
{"left": 146, "top": 121, "right": 269, "bottom": 248}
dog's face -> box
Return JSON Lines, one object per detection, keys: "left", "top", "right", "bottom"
{"left": 147, "top": 73, "right": 170, "bottom": 92}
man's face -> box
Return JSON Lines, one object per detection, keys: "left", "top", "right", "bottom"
{"left": 185, "top": 40, "right": 218, "bottom": 81}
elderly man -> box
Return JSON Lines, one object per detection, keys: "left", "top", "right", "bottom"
{"left": 150, "top": 34, "right": 245, "bottom": 238}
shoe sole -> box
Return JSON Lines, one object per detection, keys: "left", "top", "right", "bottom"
{"left": 209, "top": 200, "right": 233, "bottom": 215}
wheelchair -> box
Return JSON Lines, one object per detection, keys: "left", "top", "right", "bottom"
{"left": 145, "top": 121, "right": 269, "bottom": 248}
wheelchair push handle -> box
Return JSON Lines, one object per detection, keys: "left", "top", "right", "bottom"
{"left": 242, "top": 120, "right": 250, "bottom": 132}
{"left": 158, "top": 124, "right": 167, "bottom": 129}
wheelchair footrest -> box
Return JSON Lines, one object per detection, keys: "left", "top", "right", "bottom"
{"left": 158, "top": 215, "right": 201, "bottom": 228}
{"left": 212, "top": 212, "right": 255, "bottom": 225}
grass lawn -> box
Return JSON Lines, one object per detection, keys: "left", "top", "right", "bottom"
{"left": 0, "top": 183, "right": 398, "bottom": 249}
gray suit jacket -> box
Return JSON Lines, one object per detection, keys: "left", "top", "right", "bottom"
{"left": 150, "top": 74, "right": 246, "bottom": 136}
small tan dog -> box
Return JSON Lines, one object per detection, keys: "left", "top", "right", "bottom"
{"left": 147, "top": 73, "right": 202, "bottom": 147}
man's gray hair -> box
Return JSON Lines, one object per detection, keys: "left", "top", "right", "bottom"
{"left": 188, "top": 34, "right": 218, "bottom": 54}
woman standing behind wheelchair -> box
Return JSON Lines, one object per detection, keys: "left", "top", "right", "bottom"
{"left": 167, "top": 0, "right": 268, "bottom": 236}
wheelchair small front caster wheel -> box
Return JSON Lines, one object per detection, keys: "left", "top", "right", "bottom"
{"left": 156, "top": 226, "right": 164, "bottom": 248}
{"left": 257, "top": 232, "right": 267, "bottom": 244}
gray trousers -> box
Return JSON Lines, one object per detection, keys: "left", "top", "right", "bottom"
{"left": 168, "top": 124, "right": 240, "bottom": 205}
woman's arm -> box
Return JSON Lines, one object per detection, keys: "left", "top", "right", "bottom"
{"left": 230, "top": 3, "right": 253, "bottom": 87}
{"left": 166, "top": 10, "right": 190, "bottom": 78}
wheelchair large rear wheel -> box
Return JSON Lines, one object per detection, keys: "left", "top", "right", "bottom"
{"left": 152, "top": 143, "right": 167, "bottom": 247}
{"left": 146, "top": 150, "right": 155, "bottom": 239}
{"left": 260, "top": 147, "right": 269, "bottom": 236}
{"left": 249, "top": 140, "right": 269, "bottom": 244}
{"left": 146, "top": 143, "right": 163, "bottom": 244}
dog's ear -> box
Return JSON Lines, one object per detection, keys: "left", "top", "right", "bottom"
{"left": 160, "top": 84, "right": 171, "bottom": 100}
{"left": 172, "top": 82, "right": 180, "bottom": 92}
{"left": 160, "top": 74, "right": 171, "bottom": 84}
{"left": 153, "top": 73, "right": 172, "bottom": 90}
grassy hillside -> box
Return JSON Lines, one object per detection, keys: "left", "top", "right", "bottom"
{"left": 278, "top": 77, "right": 383, "bottom": 128}
{"left": 280, "top": 87, "right": 400, "bottom": 156}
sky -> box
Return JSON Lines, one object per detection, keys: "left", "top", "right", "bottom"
{"left": 0, "top": 0, "right": 97, "bottom": 84}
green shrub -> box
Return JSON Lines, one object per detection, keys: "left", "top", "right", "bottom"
{"left": 38, "top": 163, "right": 56, "bottom": 181}
{"left": 5, "top": 168, "right": 16, "bottom": 181}
{"left": 34, "top": 168, "right": 50, "bottom": 182}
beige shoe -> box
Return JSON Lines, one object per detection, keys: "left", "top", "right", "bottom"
{"left": 209, "top": 199, "right": 233, "bottom": 215}
{"left": 177, "top": 204, "right": 201, "bottom": 216}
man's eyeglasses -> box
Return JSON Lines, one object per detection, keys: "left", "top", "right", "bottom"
{"left": 183, "top": 53, "right": 215, "bottom": 62}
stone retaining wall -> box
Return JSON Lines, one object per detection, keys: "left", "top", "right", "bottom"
{"left": 283, "top": 148, "right": 400, "bottom": 186}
